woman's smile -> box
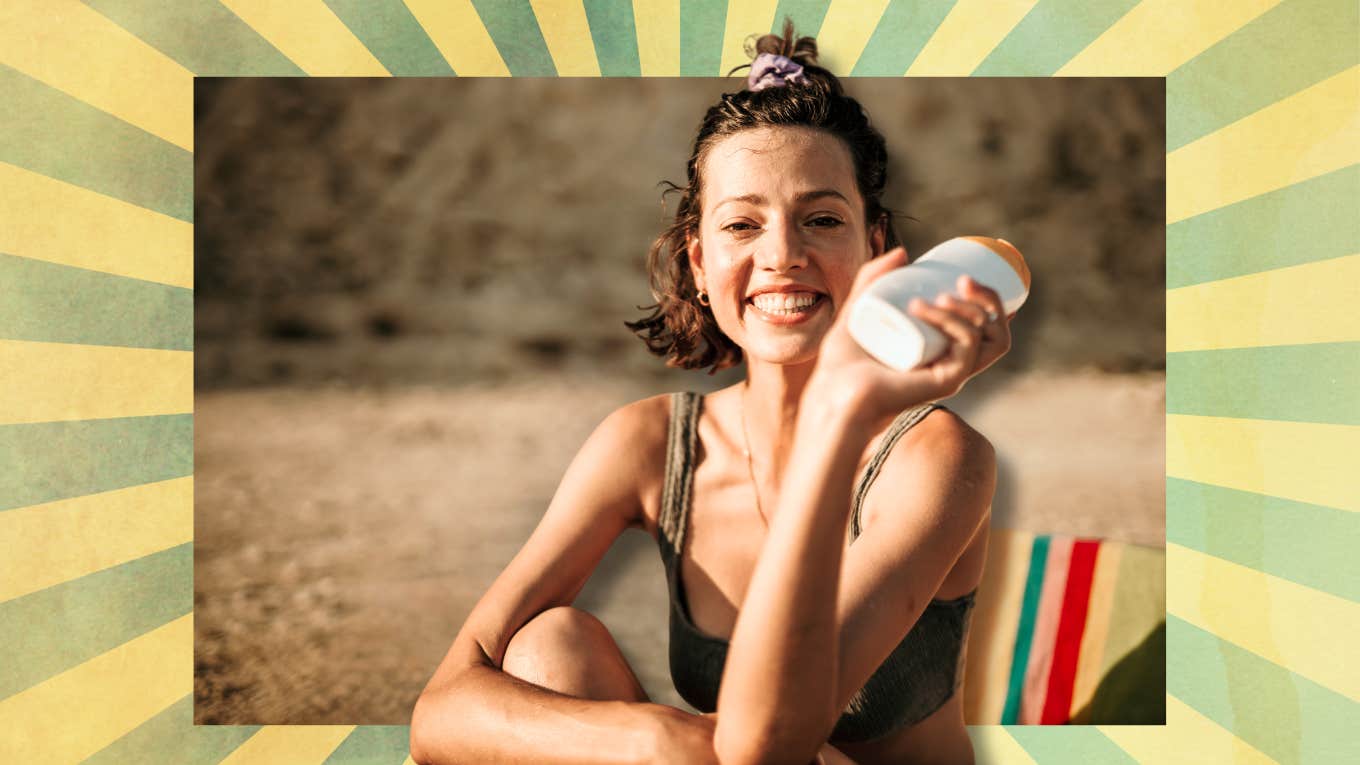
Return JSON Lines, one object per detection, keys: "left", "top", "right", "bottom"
{"left": 745, "top": 290, "right": 827, "bottom": 325}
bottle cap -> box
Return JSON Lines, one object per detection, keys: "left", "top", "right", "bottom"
{"left": 963, "top": 236, "right": 1030, "bottom": 290}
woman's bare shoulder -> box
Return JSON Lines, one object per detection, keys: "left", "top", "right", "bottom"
{"left": 864, "top": 406, "right": 996, "bottom": 530}
{"left": 586, "top": 393, "right": 676, "bottom": 531}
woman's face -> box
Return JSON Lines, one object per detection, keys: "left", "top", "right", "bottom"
{"left": 689, "top": 126, "right": 884, "bottom": 367}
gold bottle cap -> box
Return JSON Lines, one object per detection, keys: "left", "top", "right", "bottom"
{"left": 963, "top": 236, "right": 1030, "bottom": 290}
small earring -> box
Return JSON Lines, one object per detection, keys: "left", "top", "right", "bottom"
{"left": 697, "top": 290, "right": 710, "bottom": 307}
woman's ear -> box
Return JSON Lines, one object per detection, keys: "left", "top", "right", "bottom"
{"left": 869, "top": 215, "right": 887, "bottom": 258}
{"left": 687, "top": 232, "right": 706, "bottom": 293}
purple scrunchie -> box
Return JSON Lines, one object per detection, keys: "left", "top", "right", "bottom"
{"left": 747, "top": 52, "right": 806, "bottom": 91}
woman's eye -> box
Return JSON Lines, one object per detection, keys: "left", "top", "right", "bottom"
{"left": 808, "top": 216, "right": 844, "bottom": 227}
{"left": 723, "top": 222, "right": 758, "bottom": 232}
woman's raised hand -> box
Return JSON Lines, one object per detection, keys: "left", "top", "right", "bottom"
{"left": 811, "top": 247, "right": 1013, "bottom": 422}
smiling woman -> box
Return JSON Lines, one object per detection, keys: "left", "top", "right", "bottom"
{"left": 410, "top": 22, "right": 1007, "bottom": 765}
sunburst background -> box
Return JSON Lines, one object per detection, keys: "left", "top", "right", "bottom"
{"left": 1, "top": 1, "right": 1356, "bottom": 763}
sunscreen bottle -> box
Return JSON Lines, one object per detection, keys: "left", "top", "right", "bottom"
{"left": 848, "top": 237, "right": 1030, "bottom": 371}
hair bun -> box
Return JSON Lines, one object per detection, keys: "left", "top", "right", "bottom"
{"left": 745, "top": 18, "right": 818, "bottom": 67}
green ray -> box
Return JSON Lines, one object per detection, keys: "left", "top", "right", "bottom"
{"left": 0, "top": 65, "right": 192, "bottom": 222}
{"left": 82, "top": 695, "right": 260, "bottom": 765}
{"left": 851, "top": 0, "right": 955, "bottom": 76}
{"left": 1167, "top": 165, "right": 1360, "bottom": 289}
{"left": 0, "top": 254, "right": 192, "bottom": 350}
{"left": 81, "top": 0, "right": 304, "bottom": 76}
{"left": 471, "top": 0, "right": 557, "bottom": 76}
{"left": 1167, "top": 342, "right": 1360, "bottom": 425}
{"left": 1167, "top": 0, "right": 1359, "bottom": 151}
{"left": 1168, "top": 616, "right": 1357, "bottom": 765}
{"left": 972, "top": 0, "right": 1140, "bottom": 77}
{"left": 1005, "top": 725, "right": 1137, "bottom": 763}
{"left": 681, "top": 0, "right": 729, "bottom": 76}
{"left": 770, "top": 0, "right": 832, "bottom": 38}
{"left": 323, "top": 726, "right": 412, "bottom": 764}
{"left": 584, "top": 0, "right": 641, "bottom": 76}
{"left": 0, "top": 414, "right": 193, "bottom": 512}
{"left": 1167, "top": 478, "right": 1359, "bottom": 602}
{"left": 324, "top": 0, "right": 455, "bottom": 76}
{"left": 0, "top": 544, "right": 191, "bottom": 700}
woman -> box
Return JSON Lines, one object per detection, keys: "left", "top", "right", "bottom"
{"left": 411, "top": 26, "right": 1009, "bottom": 765}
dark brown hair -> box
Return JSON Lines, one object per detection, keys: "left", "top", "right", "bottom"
{"left": 626, "top": 20, "right": 900, "bottom": 373}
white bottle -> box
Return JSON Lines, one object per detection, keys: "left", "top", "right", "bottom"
{"left": 849, "top": 236, "right": 1031, "bottom": 371}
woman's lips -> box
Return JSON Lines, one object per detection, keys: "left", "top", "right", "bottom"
{"left": 744, "top": 293, "right": 826, "bottom": 325}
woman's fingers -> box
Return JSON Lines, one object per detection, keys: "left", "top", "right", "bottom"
{"left": 935, "top": 293, "right": 989, "bottom": 328}
{"left": 908, "top": 298, "right": 982, "bottom": 354}
{"left": 957, "top": 275, "right": 1006, "bottom": 321}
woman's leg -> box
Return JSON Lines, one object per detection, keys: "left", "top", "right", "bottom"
{"left": 501, "top": 606, "right": 650, "bottom": 703}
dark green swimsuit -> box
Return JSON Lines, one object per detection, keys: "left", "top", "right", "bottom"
{"left": 655, "top": 392, "right": 976, "bottom": 743}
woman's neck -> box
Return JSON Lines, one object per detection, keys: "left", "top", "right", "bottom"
{"left": 741, "top": 359, "right": 818, "bottom": 478}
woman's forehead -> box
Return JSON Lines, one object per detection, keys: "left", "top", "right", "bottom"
{"left": 701, "top": 126, "right": 858, "bottom": 204}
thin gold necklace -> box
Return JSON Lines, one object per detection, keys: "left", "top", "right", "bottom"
{"left": 739, "top": 385, "right": 770, "bottom": 528}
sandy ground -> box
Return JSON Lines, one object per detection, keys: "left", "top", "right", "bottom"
{"left": 193, "top": 370, "right": 1164, "bottom": 724}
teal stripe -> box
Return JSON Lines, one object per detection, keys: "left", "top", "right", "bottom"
{"left": 1000, "top": 534, "right": 1049, "bottom": 724}
{"left": 1168, "top": 616, "right": 1359, "bottom": 765}
{"left": 1166, "top": 0, "right": 1359, "bottom": 151}
{"left": 851, "top": 0, "right": 955, "bottom": 76}
{"left": 1167, "top": 478, "right": 1359, "bottom": 602}
{"left": 0, "top": 254, "right": 193, "bottom": 350}
{"left": 584, "top": 0, "right": 641, "bottom": 76}
{"left": 0, "top": 65, "right": 192, "bottom": 222}
{"left": 323, "top": 0, "right": 455, "bottom": 76}
{"left": 770, "top": 0, "right": 831, "bottom": 38}
{"left": 1167, "top": 165, "right": 1360, "bottom": 288}
{"left": 323, "top": 726, "right": 411, "bottom": 764}
{"left": 81, "top": 0, "right": 304, "bottom": 76}
{"left": 681, "top": 0, "right": 729, "bottom": 76}
{"left": 1005, "top": 726, "right": 1137, "bottom": 764}
{"left": 82, "top": 695, "right": 260, "bottom": 765}
{"left": 1167, "top": 342, "right": 1360, "bottom": 425}
{"left": 0, "top": 544, "right": 191, "bottom": 700}
{"left": 471, "top": 0, "right": 557, "bottom": 76}
{"left": 0, "top": 415, "right": 193, "bottom": 512}
{"left": 972, "top": 0, "right": 1139, "bottom": 76}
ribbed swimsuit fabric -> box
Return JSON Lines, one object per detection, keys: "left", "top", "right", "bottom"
{"left": 656, "top": 391, "right": 976, "bottom": 743}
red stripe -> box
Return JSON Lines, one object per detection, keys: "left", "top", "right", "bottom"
{"left": 1040, "top": 539, "right": 1100, "bottom": 723}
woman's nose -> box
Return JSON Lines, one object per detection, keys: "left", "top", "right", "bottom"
{"left": 754, "top": 221, "right": 807, "bottom": 271}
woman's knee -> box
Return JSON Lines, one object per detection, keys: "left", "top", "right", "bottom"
{"left": 502, "top": 606, "right": 645, "bottom": 702}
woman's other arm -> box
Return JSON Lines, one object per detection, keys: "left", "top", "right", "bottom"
{"left": 409, "top": 396, "right": 701, "bottom": 765}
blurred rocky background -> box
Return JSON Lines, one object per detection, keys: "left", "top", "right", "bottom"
{"left": 193, "top": 78, "right": 1165, "bottom": 725}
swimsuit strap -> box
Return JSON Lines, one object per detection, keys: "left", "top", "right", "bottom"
{"left": 848, "top": 403, "right": 940, "bottom": 540}
{"left": 659, "top": 391, "right": 702, "bottom": 564}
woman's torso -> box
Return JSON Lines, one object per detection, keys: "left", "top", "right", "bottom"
{"left": 640, "top": 387, "right": 989, "bottom": 764}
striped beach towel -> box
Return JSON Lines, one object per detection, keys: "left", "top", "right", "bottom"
{"left": 962, "top": 529, "right": 1165, "bottom": 725}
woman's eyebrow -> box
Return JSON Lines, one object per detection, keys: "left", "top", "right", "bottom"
{"left": 714, "top": 189, "right": 850, "bottom": 211}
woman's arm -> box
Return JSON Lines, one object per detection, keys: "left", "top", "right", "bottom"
{"left": 713, "top": 252, "right": 1007, "bottom": 765}
{"left": 410, "top": 396, "right": 700, "bottom": 765}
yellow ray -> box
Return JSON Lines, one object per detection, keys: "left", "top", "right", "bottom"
{"left": 0, "top": 477, "right": 191, "bottom": 604}
{"left": 406, "top": 0, "right": 511, "bottom": 76}
{"left": 1100, "top": 695, "right": 1275, "bottom": 764}
{"left": 1167, "top": 66, "right": 1359, "bottom": 224}
{"left": 1058, "top": 0, "right": 1280, "bottom": 77}
{"left": 0, "top": 340, "right": 191, "bottom": 424}
{"left": 906, "top": 0, "right": 1037, "bottom": 76}
{"left": 1168, "top": 542, "right": 1359, "bottom": 702}
{"left": 0, "top": 161, "right": 192, "bottom": 288}
{"left": 218, "top": 0, "right": 389, "bottom": 76}
{"left": 0, "top": 0, "right": 193, "bottom": 151}
{"left": 718, "top": 0, "right": 778, "bottom": 77}
{"left": 219, "top": 726, "right": 356, "bottom": 765}
{"left": 1166, "top": 254, "right": 1360, "bottom": 352}
{"left": 529, "top": 0, "right": 601, "bottom": 76}
{"left": 965, "top": 726, "right": 1039, "bottom": 764}
{"left": 0, "top": 614, "right": 191, "bottom": 763}
{"left": 633, "top": 0, "right": 680, "bottom": 76}
{"left": 1167, "top": 414, "right": 1360, "bottom": 512}
{"left": 817, "top": 0, "right": 893, "bottom": 76}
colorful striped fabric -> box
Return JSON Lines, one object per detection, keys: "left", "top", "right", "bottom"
{"left": 963, "top": 529, "right": 1166, "bottom": 725}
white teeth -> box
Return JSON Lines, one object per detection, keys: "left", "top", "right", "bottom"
{"left": 751, "top": 292, "right": 819, "bottom": 314}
